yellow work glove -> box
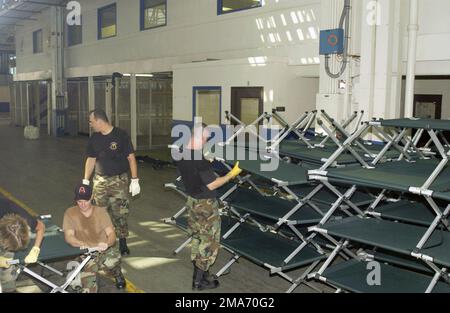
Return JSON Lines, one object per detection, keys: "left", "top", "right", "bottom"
{"left": 0, "top": 256, "right": 12, "bottom": 269}
{"left": 24, "top": 247, "right": 40, "bottom": 264}
{"left": 226, "top": 162, "right": 242, "bottom": 180}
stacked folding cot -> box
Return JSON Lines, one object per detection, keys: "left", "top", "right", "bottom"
{"left": 165, "top": 150, "right": 332, "bottom": 291}
{"left": 307, "top": 118, "right": 450, "bottom": 293}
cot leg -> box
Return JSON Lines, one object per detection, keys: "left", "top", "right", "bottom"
{"left": 215, "top": 255, "right": 240, "bottom": 278}
{"left": 174, "top": 237, "right": 192, "bottom": 255}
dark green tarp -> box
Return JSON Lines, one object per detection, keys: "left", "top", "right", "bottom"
{"left": 323, "top": 259, "right": 450, "bottom": 293}
{"left": 325, "top": 159, "right": 450, "bottom": 198}
{"left": 380, "top": 118, "right": 450, "bottom": 131}
{"left": 322, "top": 216, "right": 450, "bottom": 267}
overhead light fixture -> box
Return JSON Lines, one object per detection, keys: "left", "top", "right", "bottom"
{"left": 122, "top": 73, "right": 153, "bottom": 77}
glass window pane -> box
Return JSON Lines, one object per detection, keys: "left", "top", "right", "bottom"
{"left": 68, "top": 16, "right": 82, "bottom": 46}
{"left": 143, "top": 0, "right": 166, "bottom": 30}
{"left": 195, "top": 89, "right": 220, "bottom": 126}
{"left": 99, "top": 4, "right": 117, "bottom": 39}
{"left": 33, "top": 30, "right": 43, "bottom": 53}
{"left": 220, "top": 0, "right": 261, "bottom": 14}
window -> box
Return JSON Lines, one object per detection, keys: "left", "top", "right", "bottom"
{"left": 141, "top": 0, "right": 167, "bottom": 30}
{"left": 98, "top": 4, "right": 117, "bottom": 40}
{"left": 193, "top": 87, "right": 221, "bottom": 126}
{"left": 33, "top": 29, "right": 43, "bottom": 53}
{"left": 218, "top": 0, "right": 262, "bottom": 15}
{"left": 68, "top": 15, "right": 83, "bottom": 46}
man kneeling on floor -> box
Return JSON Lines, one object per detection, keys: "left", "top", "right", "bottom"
{"left": 0, "top": 203, "right": 45, "bottom": 293}
{"left": 63, "top": 184, "right": 126, "bottom": 293}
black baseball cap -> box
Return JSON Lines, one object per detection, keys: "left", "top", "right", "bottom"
{"left": 75, "top": 184, "right": 93, "bottom": 201}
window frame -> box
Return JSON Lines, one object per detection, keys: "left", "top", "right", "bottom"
{"left": 192, "top": 86, "right": 222, "bottom": 125}
{"left": 217, "top": 0, "right": 262, "bottom": 15}
{"left": 67, "top": 15, "right": 83, "bottom": 47}
{"left": 140, "top": 0, "right": 167, "bottom": 31}
{"left": 98, "top": 3, "right": 117, "bottom": 40}
{"left": 33, "top": 29, "right": 43, "bottom": 54}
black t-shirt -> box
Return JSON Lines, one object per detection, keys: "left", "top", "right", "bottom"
{"left": 87, "top": 127, "right": 135, "bottom": 176}
{"left": 176, "top": 149, "right": 217, "bottom": 200}
{"left": 0, "top": 198, "right": 38, "bottom": 231}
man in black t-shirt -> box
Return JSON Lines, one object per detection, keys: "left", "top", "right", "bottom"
{"left": 0, "top": 198, "right": 46, "bottom": 292}
{"left": 82, "top": 109, "right": 140, "bottom": 256}
{"left": 176, "top": 123, "right": 241, "bottom": 291}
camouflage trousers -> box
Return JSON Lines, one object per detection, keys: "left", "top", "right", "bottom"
{"left": 79, "top": 246, "right": 122, "bottom": 293}
{"left": 0, "top": 248, "right": 18, "bottom": 293}
{"left": 93, "top": 173, "right": 130, "bottom": 239}
{"left": 187, "top": 197, "right": 221, "bottom": 272}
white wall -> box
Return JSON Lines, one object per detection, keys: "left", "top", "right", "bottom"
{"left": 173, "top": 58, "right": 317, "bottom": 124}
{"left": 403, "top": 0, "right": 450, "bottom": 75}
{"left": 15, "top": 0, "right": 321, "bottom": 79}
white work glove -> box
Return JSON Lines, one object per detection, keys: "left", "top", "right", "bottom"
{"left": 82, "top": 179, "right": 90, "bottom": 186}
{"left": 24, "top": 246, "right": 40, "bottom": 264}
{"left": 129, "top": 178, "right": 141, "bottom": 197}
{"left": 0, "top": 256, "right": 12, "bottom": 269}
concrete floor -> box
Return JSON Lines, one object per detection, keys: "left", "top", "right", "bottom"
{"left": 0, "top": 123, "right": 329, "bottom": 293}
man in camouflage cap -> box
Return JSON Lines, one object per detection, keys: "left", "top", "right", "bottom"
{"left": 176, "top": 123, "right": 242, "bottom": 290}
{"left": 63, "top": 184, "right": 126, "bottom": 292}
{"left": 82, "top": 109, "right": 141, "bottom": 256}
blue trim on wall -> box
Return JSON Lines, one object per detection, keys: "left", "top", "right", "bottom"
{"left": 0, "top": 102, "right": 9, "bottom": 113}
{"left": 192, "top": 86, "right": 222, "bottom": 124}
{"left": 217, "top": 0, "right": 262, "bottom": 15}
{"left": 98, "top": 3, "right": 117, "bottom": 40}
{"left": 140, "top": 0, "right": 167, "bottom": 31}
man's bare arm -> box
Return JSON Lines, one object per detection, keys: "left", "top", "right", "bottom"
{"left": 84, "top": 157, "right": 97, "bottom": 180}
{"left": 127, "top": 153, "right": 138, "bottom": 179}
{"left": 64, "top": 229, "right": 87, "bottom": 248}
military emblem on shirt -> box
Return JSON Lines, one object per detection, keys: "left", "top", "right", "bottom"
{"left": 110, "top": 142, "right": 118, "bottom": 151}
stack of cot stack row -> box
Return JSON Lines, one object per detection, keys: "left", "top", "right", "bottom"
{"left": 307, "top": 118, "right": 450, "bottom": 293}
{"left": 165, "top": 110, "right": 450, "bottom": 293}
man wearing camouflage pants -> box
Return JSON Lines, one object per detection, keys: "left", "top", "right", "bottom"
{"left": 63, "top": 184, "right": 125, "bottom": 291}
{"left": 83, "top": 109, "right": 141, "bottom": 256}
{"left": 175, "top": 123, "right": 241, "bottom": 290}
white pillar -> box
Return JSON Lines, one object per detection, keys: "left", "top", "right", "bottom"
{"left": 105, "top": 79, "right": 113, "bottom": 122}
{"left": 355, "top": 0, "right": 404, "bottom": 122}
{"left": 404, "top": 0, "right": 419, "bottom": 118}
{"left": 130, "top": 74, "right": 137, "bottom": 149}
{"left": 317, "top": 0, "right": 345, "bottom": 123}
{"left": 114, "top": 77, "right": 120, "bottom": 127}
{"left": 26, "top": 82, "right": 30, "bottom": 126}
{"left": 88, "top": 76, "right": 95, "bottom": 136}
{"left": 47, "top": 82, "right": 51, "bottom": 135}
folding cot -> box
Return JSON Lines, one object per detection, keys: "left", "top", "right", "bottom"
{"left": 8, "top": 219, "right": 95, "bottom": 293}
{"left": 306, "top": 118, "right": 450, "bottom": 293}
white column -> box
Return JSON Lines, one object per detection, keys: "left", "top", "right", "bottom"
{"left": 317, "top": 0, "right": 345, "bottom": 123}
{"left": 26, "top": 82, "right": 30, "bottom": 126}
{"left": 130, "top": 74, "right": 137, "bottom": 149}
{"left": 88, "top": 76, "right": 95, "bottom": 136}
{"left": 36, "top": 82, "right": 41, "bottom": 129}
{"left": 105, "top": 79, "right": 113, "bottom": 122}
{"left": 47, "top": 82, "right": 51, "bottom": 135}
{"left": 404, "top": 0, "right": 419, "bottom": 118}
{"left": 356, "top": 0, "right": 404, "bottom": 122}
{"left": 114, "top": 77, "right": 120, "bottom": 127}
